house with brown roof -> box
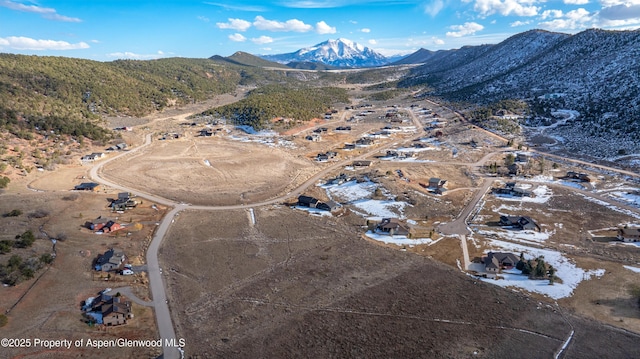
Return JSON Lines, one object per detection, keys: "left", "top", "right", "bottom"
{"left": 375, "top": 218, "right": 410, "bottom": 236}
{"left": 84, "top": 293, "right": 132, "bottom": 326}
{"left": 483, "top": 252, "right": 519, "bottom": 273}
{"left": 617, "top": 224, "right": 640, "bottom": 243}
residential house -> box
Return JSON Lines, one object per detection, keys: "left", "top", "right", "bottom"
{"left": 326, "top": 173, "right": 351, "bottom": 185}
{"left": 305, "top": 134, "right": 321, "bottom": 142}
{"left": 74, "top": 182, "right": 100, "bottom": 191}
{"left": 352, "top": 160, "right": 372, "bottom": 168}
{"left": 516, "top": 153, "right": 529, "bottom": 163}
{"left": 316, "top": 200, "right": 340, "bottom": 212}
{"left": 335, "top": 126, "right": 351, "bottom": 132}
{"left": 316, "top": 153, "right": 329, "bottom": 162}
{"left": 565, "top": 171, "right": 591, "bottom": 182}
{"left": 355, "top": 137, "right": 374, "bottom": 146}
{"left": 617, "top": 225, "right": 640, "bottom": 242}
{"left": 297, "top": 195, "right": 339, "bottom": 212}
{"left": 199, "top": 129, "right": 213, "bottom": 137}
{"left": 84, "top": 293, "right": 132, "bottom": 326}
{"left": 86, "top": 217, "right": 122, "bottom": 233}
{"left": 110, "top": 193, "right": 138, "bottom": 211}
{"left": 482, "top": 252, "right": 520, "bottom": 273}
{"left": 492, "top": 182, "right": 532, "bottom": 197}
{"left": 375, "top": 218, "right": 410, "bottom": 236}
{"left": 94, "top": 248, "right": 126, "bottom": 272}
{"left": 298, "top": 195, "right": 319, "bottom": 208}
{"left": 106, "top": 143, "right": 128, "bottom": 151}
{"left": 343, "top": 143, "right": 356, "bottom": 151}
{"left": 428, "top": 178, "right": 447, "bottom": 191}
{"left": 499, "top": 216, "right": 541, "bottom": 231}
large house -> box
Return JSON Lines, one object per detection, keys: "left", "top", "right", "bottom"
{"left": 499, "top": 215, "right": 541, "bottom": 231}
{"left": 297, "top": 195, "right": 339, "bottom": 212}
{"left": 74, "top": 182, "right": 100, "bottom": 191}
{"left": 375, "top": 218, "right": 410, "bottom": 236}
{"left": 86, "top": 217, "right": 122, "bottom": 233}
{"left": 482, "top": 252, "right": 520, "bottom": 273}
{"left": 492, "top": 182, "right": 532, "bottom": 197}
{"left": 94, "top": 248, "right": 126, "bottom": 272}
{"left": 617, "top": 225, "right": 640, "bottom": 242}
{"left": 84, "top": 293, "right": 132, "bottom": 326}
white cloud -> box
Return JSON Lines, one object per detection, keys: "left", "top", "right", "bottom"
{"left": 90, "top": 39, "right": 100, "bottom": 43}
{"left": 599, "top": 4, "right": 640, "bottom": 20}
{"left": 511, "top": 20, "right": 532, "bottom": 26}
{"left": 316, "top": 21, "right": 337, "bottom": 34}
{"left": 228, "top": 33, "right": 247, "bottom": 42}
{"left": 564, "top": 0, "right": 589, "bottom": 4}
{"left": 107, "top": 51, "right": 166, "bottom": 60}
{"left": 216, "top": 18, "right": 252, "bottom": 31}
{"left": 446, "top": 22, "right": 484, "bottom": 37}
{"left": 360, "top": 28, "right": 371, "bottom": 33}
{"left": 599, "top": 0, "right": 640, "bottom": 5}
{"left": 424, "top": 0, "right": 445, "bottom": 17}
{"left": 0, "top": 36, "right": 89, "bottom": 50}
{"left": 197, "top": 16, "right": 210, "bottom": 22}
{"left": 253, "top": 16, "right": 313, "bottom": 32}
{"left": 252, "top": 36, "right": 273, "bottom": 44}
{"left": 473, "top": 0, "right": 539, "bottom": 17}
{"left": 368, "top": 39, "right": 378, "bottom": 45}
{"left": 539, "top": 8, "right": 593, "bottom": 30}
{"left": 541, "top": 9, "right": 564, "bottom": 20}
{"left": 0, "top": 0, "right": 81, "bottom": 22}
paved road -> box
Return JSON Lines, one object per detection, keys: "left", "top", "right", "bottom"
{"left": 88, "top": 105, "right": 429, "bottom": 359}
{"left": 88, "top": 98, "right": 640, "bottom": 359}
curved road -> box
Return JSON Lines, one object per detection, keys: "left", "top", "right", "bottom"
{"left": 88, "top": 105, "right": 430, "bottom": 359}
{"left": 89, "top": 99, "right": 640, "bottom": 359}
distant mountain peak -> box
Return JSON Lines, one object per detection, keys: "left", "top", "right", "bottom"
{"left": 260, "top": 38, "right": 388, "bottom": 68}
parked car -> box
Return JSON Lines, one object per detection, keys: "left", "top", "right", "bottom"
{"left": 121, "top": 269, "right": 134, "bottom": 275}
{"left": 124, "top": 264, "right": 132, "bottom": 269}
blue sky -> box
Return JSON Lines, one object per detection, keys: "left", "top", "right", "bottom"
{"left": 1, "top": 0, "right": 639, "bottom": 61}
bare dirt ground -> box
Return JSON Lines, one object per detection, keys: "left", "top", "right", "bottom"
{"left": 161, "top": 208, "right": 640, "bottom": 359}
{"left": 101, "top": 137, "right": 315, "bottom": 205}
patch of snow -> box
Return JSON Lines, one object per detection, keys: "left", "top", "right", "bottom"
{"left": 351, "top": 199, "right": 408, "bottom": 218}
{"left": 576, "top": 193, "right": 640, "bottom": 219}
{"left": 479, "top": 238, "right": 605, "bottom": 299}
{"left": 608, "top": 191, "right": 640, "bottom": 209}
{"left": 623, "top": 265, "right": 640, "bottom": 273}
{"left": 322, "top": 180, "right": 377, "bottom": 202}
{"left": 477, "top": 228, "right": 552, "bottom": 244}
{"left": 292, "top": 206, "right": 333, "bottom": 217}
{"left": 365, "top": 231, "right": 432, "bottom": 246}
{"left": 203, "top": 159, "right": 211, "bottom": 166}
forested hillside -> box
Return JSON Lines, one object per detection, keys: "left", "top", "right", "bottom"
{"left": 198, "top": 84, "right": 349, "bottom": 130}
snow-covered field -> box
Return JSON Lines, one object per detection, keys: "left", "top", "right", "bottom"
{"left": 607, "top": 191, "right": 640, "bottom": 209}
{"left": 476, "top": 228, "right": 553, "bottom": 245}
{"left": 479, "top": 238, "right": 605, "bottom": 299}
{"left": 321, "top": 179, "right": 411, "bottom": 218}
{"left": 229, "top": 125, "right": 296, "bottom": 148}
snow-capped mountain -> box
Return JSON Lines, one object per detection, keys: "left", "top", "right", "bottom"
{"left": 261, "top": 38, "right": 389, "bottom": 68}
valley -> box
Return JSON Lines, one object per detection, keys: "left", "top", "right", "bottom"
{"left": 1, "top": 77, "right": 639, "bottom": 359}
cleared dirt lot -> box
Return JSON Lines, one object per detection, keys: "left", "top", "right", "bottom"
{"left": 161, "top": 208, "right": 640, "bottom": 358}
{"left": 101, "top": 137, "right": 315, "bottom": 205}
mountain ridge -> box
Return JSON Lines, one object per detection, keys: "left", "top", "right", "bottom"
{"left": 260, "top": 38, "right": 389, "bottom": 68}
